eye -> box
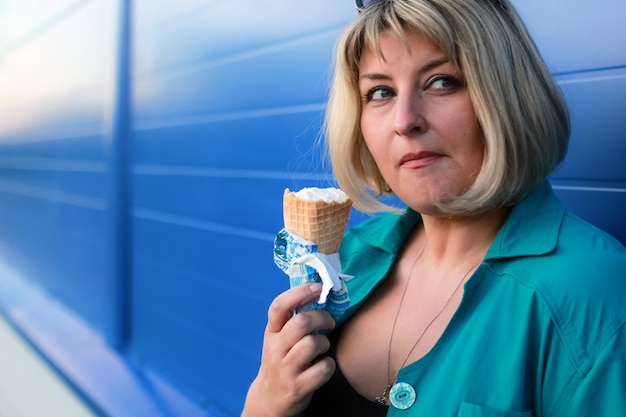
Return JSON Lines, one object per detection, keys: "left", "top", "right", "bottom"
{"left": 363, "top": 85, "right": 396, "bottom": 102}
{"left": 423, "top": 75, "right": 463, "bottom": 92}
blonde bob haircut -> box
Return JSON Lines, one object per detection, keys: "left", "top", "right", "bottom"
{"left": 325, "top": 0, "right": 570, "bottom": 214}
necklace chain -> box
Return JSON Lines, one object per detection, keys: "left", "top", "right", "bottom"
{"left": 374, "top": 242, "right": 479, "bottom": 406}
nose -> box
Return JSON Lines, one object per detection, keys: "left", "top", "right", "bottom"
{"left": 393, "top": 93, "right": 426, "bottom": 137}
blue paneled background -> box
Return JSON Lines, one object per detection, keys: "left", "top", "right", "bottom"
{"left": 0, "top": 0, "right": 624, "bottom": 416}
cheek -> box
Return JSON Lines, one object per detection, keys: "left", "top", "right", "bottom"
{"left": 361, "top": 116, "right": 384, "bottom": 159}
{"left": 360, "top": 111, "right": 375, "bottom": 141}
{"left": 463, "top": 122, "right": 485, "bottom": 173}
{"left": 450, "top": 102, "right": 484, "bottom": 163}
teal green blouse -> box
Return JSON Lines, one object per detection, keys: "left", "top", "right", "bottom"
{"left": 337, "top": 181, "right": 626, "bottom": 416}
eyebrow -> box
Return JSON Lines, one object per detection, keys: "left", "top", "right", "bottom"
{"left": 359, "top": 57, "right": 451, "bottom": 82}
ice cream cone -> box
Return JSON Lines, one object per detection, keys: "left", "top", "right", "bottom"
{"left": 283, "top": 188, "right": 353, "bottom": 254}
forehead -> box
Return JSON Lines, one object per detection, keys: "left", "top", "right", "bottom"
{"left": 359, "top": 29, "right": 449, "bottom": 69}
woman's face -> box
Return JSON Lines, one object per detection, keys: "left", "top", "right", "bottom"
{"left": 359, "top": 30, "right": 484, "bottom": 215}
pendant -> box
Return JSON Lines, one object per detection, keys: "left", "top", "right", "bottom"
{"left": 389, "top": 382, "right": 416, "bottom": 410}
{"left": 374, "top": 385, "right": 391, "bottom": 405}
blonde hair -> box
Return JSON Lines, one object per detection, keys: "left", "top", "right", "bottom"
{"left": 325, "top": 0, "right": 570, "bottom": 214}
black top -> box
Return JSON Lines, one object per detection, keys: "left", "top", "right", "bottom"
{"left": 303, "top": 328, "right": 389, "bottom": 417}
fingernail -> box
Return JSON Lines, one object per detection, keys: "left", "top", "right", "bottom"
{"left": 310, "top": 283, "right": 322, "bottom": 292}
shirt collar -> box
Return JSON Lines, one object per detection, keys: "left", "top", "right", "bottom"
{"left": 486, "top": 180, "right": 563, "bottom": 259}
{"left": 351, "top": 181, "right": 563, "bottom": 260}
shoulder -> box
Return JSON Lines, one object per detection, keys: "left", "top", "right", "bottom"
{"left": 497, "top": 208, "right": 626, "bottom": 373}
{"left": 345, "top": 210, "right": 409, "bottom": 237}
{"left": 486, "top": 182, "right": 626, "bottom": 373}
{"left": 490, "top": 182, "right": 626, "bottom": 304}
{"left": 339, "top": 211, "right": 410, "bottom": 275}
{"left": 559, "top": 209, "right": 626, "bottom": 260}
{"left": 514, "top": 208, "right": 626, "bottom": 292}
{"left": 341, "top": 209, "right": 420, "bottom": 257}
{"left": 549, "top": 210, "right": 626, "bottom": 317}
{"left": 504, "top": 206, "right": 626, "bottom": 308}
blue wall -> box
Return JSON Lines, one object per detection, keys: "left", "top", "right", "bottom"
{"left": 0, "top": 0, "right": 624, "bottom": 416}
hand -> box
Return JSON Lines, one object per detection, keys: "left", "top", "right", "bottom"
{"left": 242, "top": 283, "right": 336, "bottom": 417}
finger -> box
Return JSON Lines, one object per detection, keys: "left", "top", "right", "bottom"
{"left": 281, "top": 310, "right": 335, "bottom": 348}
{"left": 295, "top": 356, "right": 336, "bottom": 396}
{"left": 262, "top": 356, "right": 336, "bottom": 417}
{"left": 266, "top": 283, "right": 323, "bottom": 333}
{"left": 284, "top": 332, "right": 331, "bottom": 370}
{"left": 275, "top": 356, "right": 336, "bottom": 412}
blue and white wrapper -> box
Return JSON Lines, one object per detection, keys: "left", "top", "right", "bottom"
{"left": 274, "top": 228, "right": 351, "bottom": 320}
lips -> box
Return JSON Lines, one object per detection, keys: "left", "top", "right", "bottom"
{"left": 399, "top": 151, "right": 443, "bottom": 168}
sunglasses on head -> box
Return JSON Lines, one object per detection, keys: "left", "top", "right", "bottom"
{"left": 355, "top": 0, "right": 505, "bottom": 10}
{"left": 355, "top": 0, "right": 376, "bottom": 7}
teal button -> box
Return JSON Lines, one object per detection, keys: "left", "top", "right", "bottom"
{"left": 390, "top": 382, "right": 416, "bottom": 410}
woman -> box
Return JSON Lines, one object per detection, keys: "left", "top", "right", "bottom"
{"left": 243, "top": 0, "right": 626, "bottom": 416}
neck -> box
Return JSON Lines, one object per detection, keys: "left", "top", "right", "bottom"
{"left": 416, "top": 207, "right": 510, "bottom": 269}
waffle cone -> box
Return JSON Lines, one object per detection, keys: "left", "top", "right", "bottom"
{"left": 283, "top": 188, "right": 352, "bottom": 254}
